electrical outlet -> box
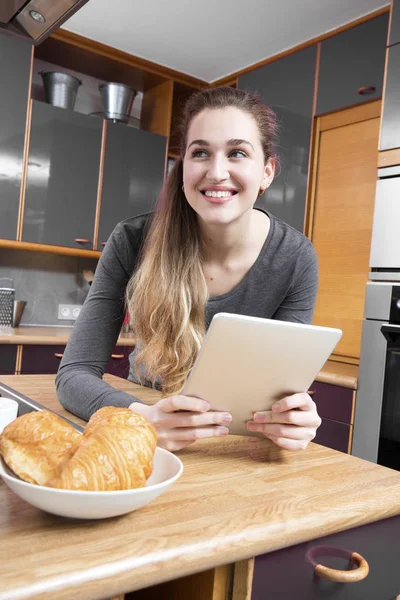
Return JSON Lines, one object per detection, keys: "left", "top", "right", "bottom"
{"left": 58, "top": 304, "right": 82, "bottom": 321}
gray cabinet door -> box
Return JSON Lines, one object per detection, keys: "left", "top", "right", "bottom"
{"left": 389, "top": 0, "right": 400, "bottom": 46}
{"left": 380, "top": 44, "right": 400, "bottom": 151}
{"left": 97, "top": 123, "right": 167, "bottom": 248}
{"left": 317, "top": 14, "right": 388, "bottom": 115}
{"left": 239, "top": 46, "right": 316, "bottom": 232}
{"left": 0, "top": 33, "right": 32, "bottom": 240}
{"left": 22, "top": 101, "right": 102, "bottom": 248}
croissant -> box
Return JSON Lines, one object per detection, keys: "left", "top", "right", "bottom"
{"left": 49, "top": 407, "right": 158, "bottom": 491}
{"left": 0, "top": 410, "right": 81, "bottom": 486}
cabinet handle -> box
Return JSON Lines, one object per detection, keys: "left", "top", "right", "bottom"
{"left": 75, "top": 238, "right": 91, "bottom": 244}
{"left": 308, "top": 390, "right": 316, "bottom": 396}
{"left": 358, "top": 85, "right": 376, "bottom": 95}
{"left": 111, "top": 354, "right": 124, "bottom": 359}
{"left": 54, "top": 353, "right": 64, "bottom": 359}
{"left": 307, "top": 545, "right": 369, "bottom": 583}
{"left": 101, "top": 242, "right": 106, "bottom": 246}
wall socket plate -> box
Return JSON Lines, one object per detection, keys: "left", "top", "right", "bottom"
{"left": 58, "top": 304, "right": 82, "bottom": 321}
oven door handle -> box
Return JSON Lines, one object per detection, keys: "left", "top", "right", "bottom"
{"left": 381, "top": 324, "right": 400, "bottom": 342}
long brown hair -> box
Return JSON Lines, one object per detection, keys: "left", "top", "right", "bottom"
{"left": 126, "top": 86, "right": 279, "bottom": 394}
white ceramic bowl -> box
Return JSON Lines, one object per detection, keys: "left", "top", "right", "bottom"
{"left": 0, "top": 398, "right": 18, "bottom": 434}
{"left": 0, "top": 447, "right": 183, "bottom": 519}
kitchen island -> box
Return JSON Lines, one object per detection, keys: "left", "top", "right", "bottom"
{"left": 0, "top": 374, "right": 399, "bottom": 600}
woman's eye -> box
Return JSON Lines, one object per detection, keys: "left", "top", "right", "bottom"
{"left": 192, "top": 149, "right": 209, "bottom": 158}
{"left": 229, "top": 149, "right": 247, "bottom": 158}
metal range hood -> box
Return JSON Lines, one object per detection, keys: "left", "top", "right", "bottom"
{"left": 0, "top": 0, "right": 90, "bottom": 45}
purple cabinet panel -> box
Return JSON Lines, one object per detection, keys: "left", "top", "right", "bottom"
{"left": 310, "top": 381, "right": 354, "bottom": 425}
{"left": 105, "top": 346, "right": 134, "bottom": 379}
{"left": 314, "top": 418, "right": 351, "bottom": 453}
{"left": 0, "top": 345, "right": 18, "bottom": 374}
{"left": 21, "top": 345, "right": 66, "bottom": 374}
{"left": 252, "top": 514, "right": 400, "bottom": 599}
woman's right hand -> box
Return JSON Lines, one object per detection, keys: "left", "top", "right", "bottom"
{"left": 129, "top": 395, "right": 232, "bottom": 451}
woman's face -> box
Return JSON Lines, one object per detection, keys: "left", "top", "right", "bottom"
{"left": 182, "top": 107, "right": 274, "bottom": 226}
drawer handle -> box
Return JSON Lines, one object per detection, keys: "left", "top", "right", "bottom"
{"left": 307, "top": 545, "right": 369, "bottom": 583}
{"left": 75, "top": 238, "right": 91, "bottom": 244}
{"left": 54, "top": 353, "right": 64, "bottom": 359}
{"left": 308, "top": 390, "right": 316, "bottom": 396}
{"left": 111, "top": 354, "right": 124, "bottom": 359}
{"left": 101, "top": 242, "right": 106, "bottom": 246}
{"left": 358, "top": 85, "right": 376, "bottom": 96}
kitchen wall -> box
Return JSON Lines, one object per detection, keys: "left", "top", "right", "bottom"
{"left": 0, "top": 249, "right": 97, "bottom": 326}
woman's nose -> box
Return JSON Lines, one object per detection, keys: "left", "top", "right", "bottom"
{"left": 206, "top": 156, "right": 229, "bottom": 182}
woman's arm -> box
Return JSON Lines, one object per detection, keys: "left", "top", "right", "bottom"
{"left": 56, "top": 220, "right": 144, "bottom": 421}
{"left": 272, "top": 240, "right": 318, "bottom": 325}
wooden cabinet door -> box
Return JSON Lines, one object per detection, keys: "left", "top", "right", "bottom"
{"left": 0, "top": 345, "right": 18, "bottom": 375}
{"left": 252, "top": 514, "right": 400, "bottom": 599}
{"left": 380, "top": 44, "right": 400, "bottom": 151}
{"left": 389, "top": 0, "right": 400, "bottom": 46}
{"left": 22, "top": 101, "right": 102, "bottom": 249}
{"left": 0, "top": 33, "right": 32, "bottom": 240}
{"left": 239, "top": 45, "right": 317, "bottom": 233}
{"left": 97, "top": 123, "right": 167, "bottom": 249}
{"left": 316, "top": 14, "right": 388, "bottom": 115}
{"left": 310, "top": 103, "right": 381, "bottom": 361}
{"left": 105, "top": 346, "right": 135, "bottom": 379}
{"left": 20, "top": 345, "right": 65, "bottom": 374}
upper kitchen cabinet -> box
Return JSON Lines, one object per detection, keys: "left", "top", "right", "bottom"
{"left": 316, "top": 14, "right": 388, "bottom": 115}
{"left": 0, "top": 33, "right": 32, "bottom": 240}
{"left": 239, "top": 46, "right": 317, "bottom": 232}
{"left": 389, "top": 0, "right": 400, "bottom": 46}
{"left": 97, "top": 123, "right": 167, "bottom": 248}
{"left": 379, "top": 43, "right": 400, "bottom": 151}
{"left": 22, "top": 101, "right": 103, "bottom": 248}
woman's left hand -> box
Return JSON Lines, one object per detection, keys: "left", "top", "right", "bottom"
{"left": 246, "top": 392, "right": 322, "bottom": 451}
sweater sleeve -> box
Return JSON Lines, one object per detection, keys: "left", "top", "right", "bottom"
{"left": 55, "top": 219, "right": 145, "bottom": 421}
{"left": 272, "top": 240, "right": 319, "bottom": 325}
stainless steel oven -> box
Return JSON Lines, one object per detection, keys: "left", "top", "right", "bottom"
{"left": 352, "top": 282, "right": 400, "bottom": 467}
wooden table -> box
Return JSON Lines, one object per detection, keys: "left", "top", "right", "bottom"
{"left": 1, "top": 374, "right": 400, "bottom": 600}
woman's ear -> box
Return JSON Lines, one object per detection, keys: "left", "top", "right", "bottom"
{"left": 262, "top": 158, "right": 276, "bottom": 189}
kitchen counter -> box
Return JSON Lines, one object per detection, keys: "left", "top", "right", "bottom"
{"left": 0, "top": 328, "right": 358, "bottom": 387}
{"left": 0, "top": 326, "right": 136, "bottom": 347}
{"left": 0, "top": 374, "right": 398, "bottom": 600}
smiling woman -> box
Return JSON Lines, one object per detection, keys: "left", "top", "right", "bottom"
{"left": 56, "top": 86, "right": 321, "bottom": 453}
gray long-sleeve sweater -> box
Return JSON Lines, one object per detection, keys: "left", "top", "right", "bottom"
{"left": 56, "top": 209, "right": 318, "bottom": 421}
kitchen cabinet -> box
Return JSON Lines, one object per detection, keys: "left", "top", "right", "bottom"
{"left": 0, "top": 33, "right": 32, "bottom": 240}
{"left": 389, "top": 0, "right": 400, "bottom": 46}
{"left": 252, "top": 513, "right": 400, "bottom": 599}
{"left": 22, "top": 101, "right": 103, "bottom": 248}
{"left": 0, "top": 346, "right": 18, "bottom": 375}
{"left": 20, "top": 344, "right": 66, "bottom": 374}
{"left": 310, "top": 381, "right": 355, "bottom": 453}
{"left": 20, "top": 343, "right": 134, "bottom": 378}
{"left": 239, "top": 45, "right": 317, "bottom": 233}
{"left": 316, "top": 14, "right": 388, "bottom": 115}
{"left": 380, "top": 44, "right": 400, "bottom": 151}
{"left": 97, "top": 123, "right": 167, "bottom": 248}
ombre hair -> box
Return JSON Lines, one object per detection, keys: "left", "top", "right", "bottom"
{"left": 126, "top": 86, "right": 279, "bottom": 395}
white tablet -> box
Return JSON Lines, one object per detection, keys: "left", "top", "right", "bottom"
{"left": 182, "top": 313, "right": 342, "bottom": 436}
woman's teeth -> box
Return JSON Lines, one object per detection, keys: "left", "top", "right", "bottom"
{"left": 203, "top": 191, "right": 234, "bottom": 198}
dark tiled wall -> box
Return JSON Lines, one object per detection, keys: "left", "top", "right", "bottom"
{"left": 0, "top": 249, "right": 98, "bottom": 326}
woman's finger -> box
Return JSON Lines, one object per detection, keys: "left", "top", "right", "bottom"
{"left": 254, "top": 409, "right": 321, "bottom": 427}
{"left": 166, "top": 410, "right": 232, "bottom": 429}
{"left": 248, "top": 422, "right": 316, "bottom": 440}
{"left": 272, "top": 393, "right": 315, "bottom": 413}
{"left": 159, "top": 425, "right": 229, "bottom": 442}
{"left": 157, "top": 395, "right": 210, "bottom": 413}
{"left": 267, "top": 435, "right": 309, "bottom": 451}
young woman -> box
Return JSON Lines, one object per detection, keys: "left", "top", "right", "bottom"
{"left": 56, "top": 86, "right": 321, "bottom": 452}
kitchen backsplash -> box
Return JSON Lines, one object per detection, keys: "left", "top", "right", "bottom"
{"left": 0, "top": 249, "right": 98, "bottom": 326}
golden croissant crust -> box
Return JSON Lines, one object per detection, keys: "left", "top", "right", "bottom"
{"left": 0, "top": 407, "right": 158, "bottom": 491}
{"left": 0, "top": 410, "right": 81, "bottom": 486}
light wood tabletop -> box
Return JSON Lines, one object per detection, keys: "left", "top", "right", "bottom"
{"left": 0, "top": 374, "right": 398, "bottom": 600}
{"left": 0, "top": 326, "right": 136, "bottom": 346}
